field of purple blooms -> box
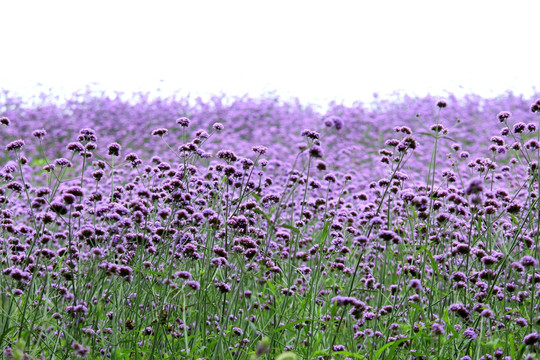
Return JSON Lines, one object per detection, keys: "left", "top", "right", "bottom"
{"left": 1, "top": 90, "right": 540, "bottom": 359}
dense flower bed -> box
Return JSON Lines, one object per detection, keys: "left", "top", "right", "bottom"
{"left": 0, "top": 91, "right": 539, "bottom": 359}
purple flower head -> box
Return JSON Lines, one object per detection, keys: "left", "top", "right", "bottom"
{"left": 309, "top": 145, "right": 324, "bottom": 158}
{"left": 5, "top": 139, "right": 24, "bottom": 152}
{"left": 55, "top": 158, "right": 72, "bottom": 168}
{"left": 523, "top": 332, "right": 539, "bottom": 345}
{"left": 465, "top": 177, "right": 483, "bottom": 195}
{"left": 67, "top": 142, "right": 84, "bottom": 153}
{"left": 216, "top": 149, "right": 238, "bottom": 163}
{"left": 327, "top": 116, "right": 343, "bottom": 130}
{"left": 480, "top": 309, "right": 494, "bottom": 318}
{"left": 252, "top": 145, "right": 267, "bottom": 155}
{"left": 521, "top": 255, "right": 537, "bottom": 268}
{"left": 463, "top": 327, "right": 477, "bottom": 339}
{"left": 0, "top": 117, "right": 10, "bottom": 126}
{"left": 481, "top": 256, "right": 498, "bottom": 266}
{"left": 331, "top": 296, "right": 363, "bottom": 307}
{"left": 324, "top": 118, "right": 333, "bottom": 127}
{"left": 71, "top": 342, "right": 91, "bottom": 357}
{"left": 513, "top": 122, "right": 526, "bottom": 134}
{"left": 409, "top": 279, "right": 422, "bottom": 291}
{"left": 378, "top": 230, "right": 398, "bottom": 242}
{"left": 531, "top": 99, "right": 540, "bottom": 113}
{"left": 176, "top": 117, "right": 191, "bottom": 127}
{"left": 525, "top": 139, "right": 540, "bottom": 150}
{"left": 449, "top": 303, "right": 470, "bottom": 319}
{"left": 32, "top": 129, "right": 47, "bottom": 139}
{"left": 152, "top": 128, "right": 168, "bottom": 136}
{"left": 497, "top": 111, "right": 511, "bottom": 122}
{"left": 214, "top": 281, "right": 231, "bottom": 293}
{"left": 431, "top": 323, "right": 445, "bottom": 336}
{"left": 516, "top": 317, "right": 528, "bottom": 327}
{"left": 186, "top": 280, "right": 200, "bottom": 290}
{"left": 173, "top": 271, "right": 192, "bottom": 280}
{"left": 107, "top": 142, "right": 121, "bottom": 156}
{"left": 66, "top": 186, "right": 84, "bottom": 197}
{"left": 301, "top": 129, "right": 320, "bottom": 140}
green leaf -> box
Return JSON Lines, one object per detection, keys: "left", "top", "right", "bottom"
{"left": 329, "top": 301, "right": 338, "bottom": 319}
{"left": 29, "top": 158, "right": 48, "bottom": 167}
{"left": 517, "top": 343, "right": 526, "bottom": 360}
{"left": 331, "top": 350, "right": 367, "bottom": 359}
{"left": 278, "top": 223, "right": 300, "bottom": 234}
{"left": 509, "top": 214, "right": 519, "bottom": 225}
{"left": 265, "top": 280, "right": 277, "bottom": 295}
{"left": 141, "top": 269, "right": 165, "bottom": 276}
{"left": 275, "top": 352, "right": 297, "bottom": 360}
{"left": 418, "top": 131, "right": 437, "bottom": 138}
{"left": 374, "top": 337, "right": 410, "bottom": 359}
{"left": 417, "top": 132, "right": 456, "bottom": 142}
{"left": 253, "top": 208, "right": 273, "bottom": 224}
{"left": 386, "top": 337, "right": 412, "bottom": 359}
{"left": 425, "top": 249, "right": 442, "bottom": 279}
{"left": 317, "top": 221, "right": 330, "bottom": 242}
{"left": 274, "top": 319, "right": 324, "bottom": 333}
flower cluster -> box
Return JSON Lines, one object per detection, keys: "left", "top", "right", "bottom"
{"left": 0, "top": 92, "right": 539, "bottom": 359}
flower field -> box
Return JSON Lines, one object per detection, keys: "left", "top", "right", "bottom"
{"left": 1, "top": 90, "right": 540, "bottom": 359}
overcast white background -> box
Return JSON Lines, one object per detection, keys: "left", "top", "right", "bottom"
{"left": 1, "top": 1, "right": 539, "bottom": 106}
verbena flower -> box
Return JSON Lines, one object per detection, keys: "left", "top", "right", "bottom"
{"left": 5, "top": 139, "right": 24, "bottom": 151}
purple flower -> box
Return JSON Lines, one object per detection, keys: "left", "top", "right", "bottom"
{"left": 431, "top": 323, "right": 445, "bottom": 335}
{"left": 32, "top": 129, "right": 47, "bottom": 139}
{"left": 214, "top": 281, "right": 231, "bottom": 293}
{"left": 55, "top": 158, "right": 72, "bottom": 168}
{"left": 107, "top": 142, "right": 121, "bottom": 156}
{"left": 521, "top": 255, "right": 537, "bottom": 268}
{"left": 513, "top": 122, "right": 526, "bottom": 134}
{"left": 71, "top": 342, "right": 90, "bottom": 357}
{"left": 186, "top": 280, "right": 200, "bottom": 290}
{"left": 173, "top": 271, "right": 192, "bottom": 280}
{"left": 436, "top": 100, "right": 447, "bottom": 108}
{"left": 531, "top": 99, "right": 540, "bottom": 113}
{"left": 463, "top": 327, "right": 477, "bottom": 339}
{"left": 525, "top": 139, "right": 540, "bottom": 150}
{"left": 216, "top": 150, "right": 238, "bottom": 163}
{"left": 5, "top": 139, "right": 24, "bottom": 151}
{"left": 309, "top": 145, "right": 324, "bottom": 158}
{"left": 252, "top": 145, "right": 267, "bottom": 155}
{"left": 523, "top": 332, "right": 539, "bottom": 345}
{"left": 449, "top": 303, "right": 470, "bottom": 319}
{"left": 67, "top": 142, "right": 84, "bottom": 153}
{"left": 465, "top": 177, "right": 483, "bottom": 195}
{"left": 152, "top": 128, "right": 168, "bottom": 136}
{"left": 176, "top": 117, "right": 191, "bottom": 127}
{"left": 515, "top": 317, "right": 528, "bottom": 327}
{"left": 497, "top": 111, "right": 511, "bottom": 122}
{"left": 409, "top": 279, "right": 422, "bottom": 291}
{"left": 327, "top": 116, "right": 343, "bottom": 131}
{"left": 479, "top": 309, "right": 494, "bottom": 318}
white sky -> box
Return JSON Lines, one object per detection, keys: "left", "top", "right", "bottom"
{"left": 1, "top": 0, "right": 539, "bottom": 106}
